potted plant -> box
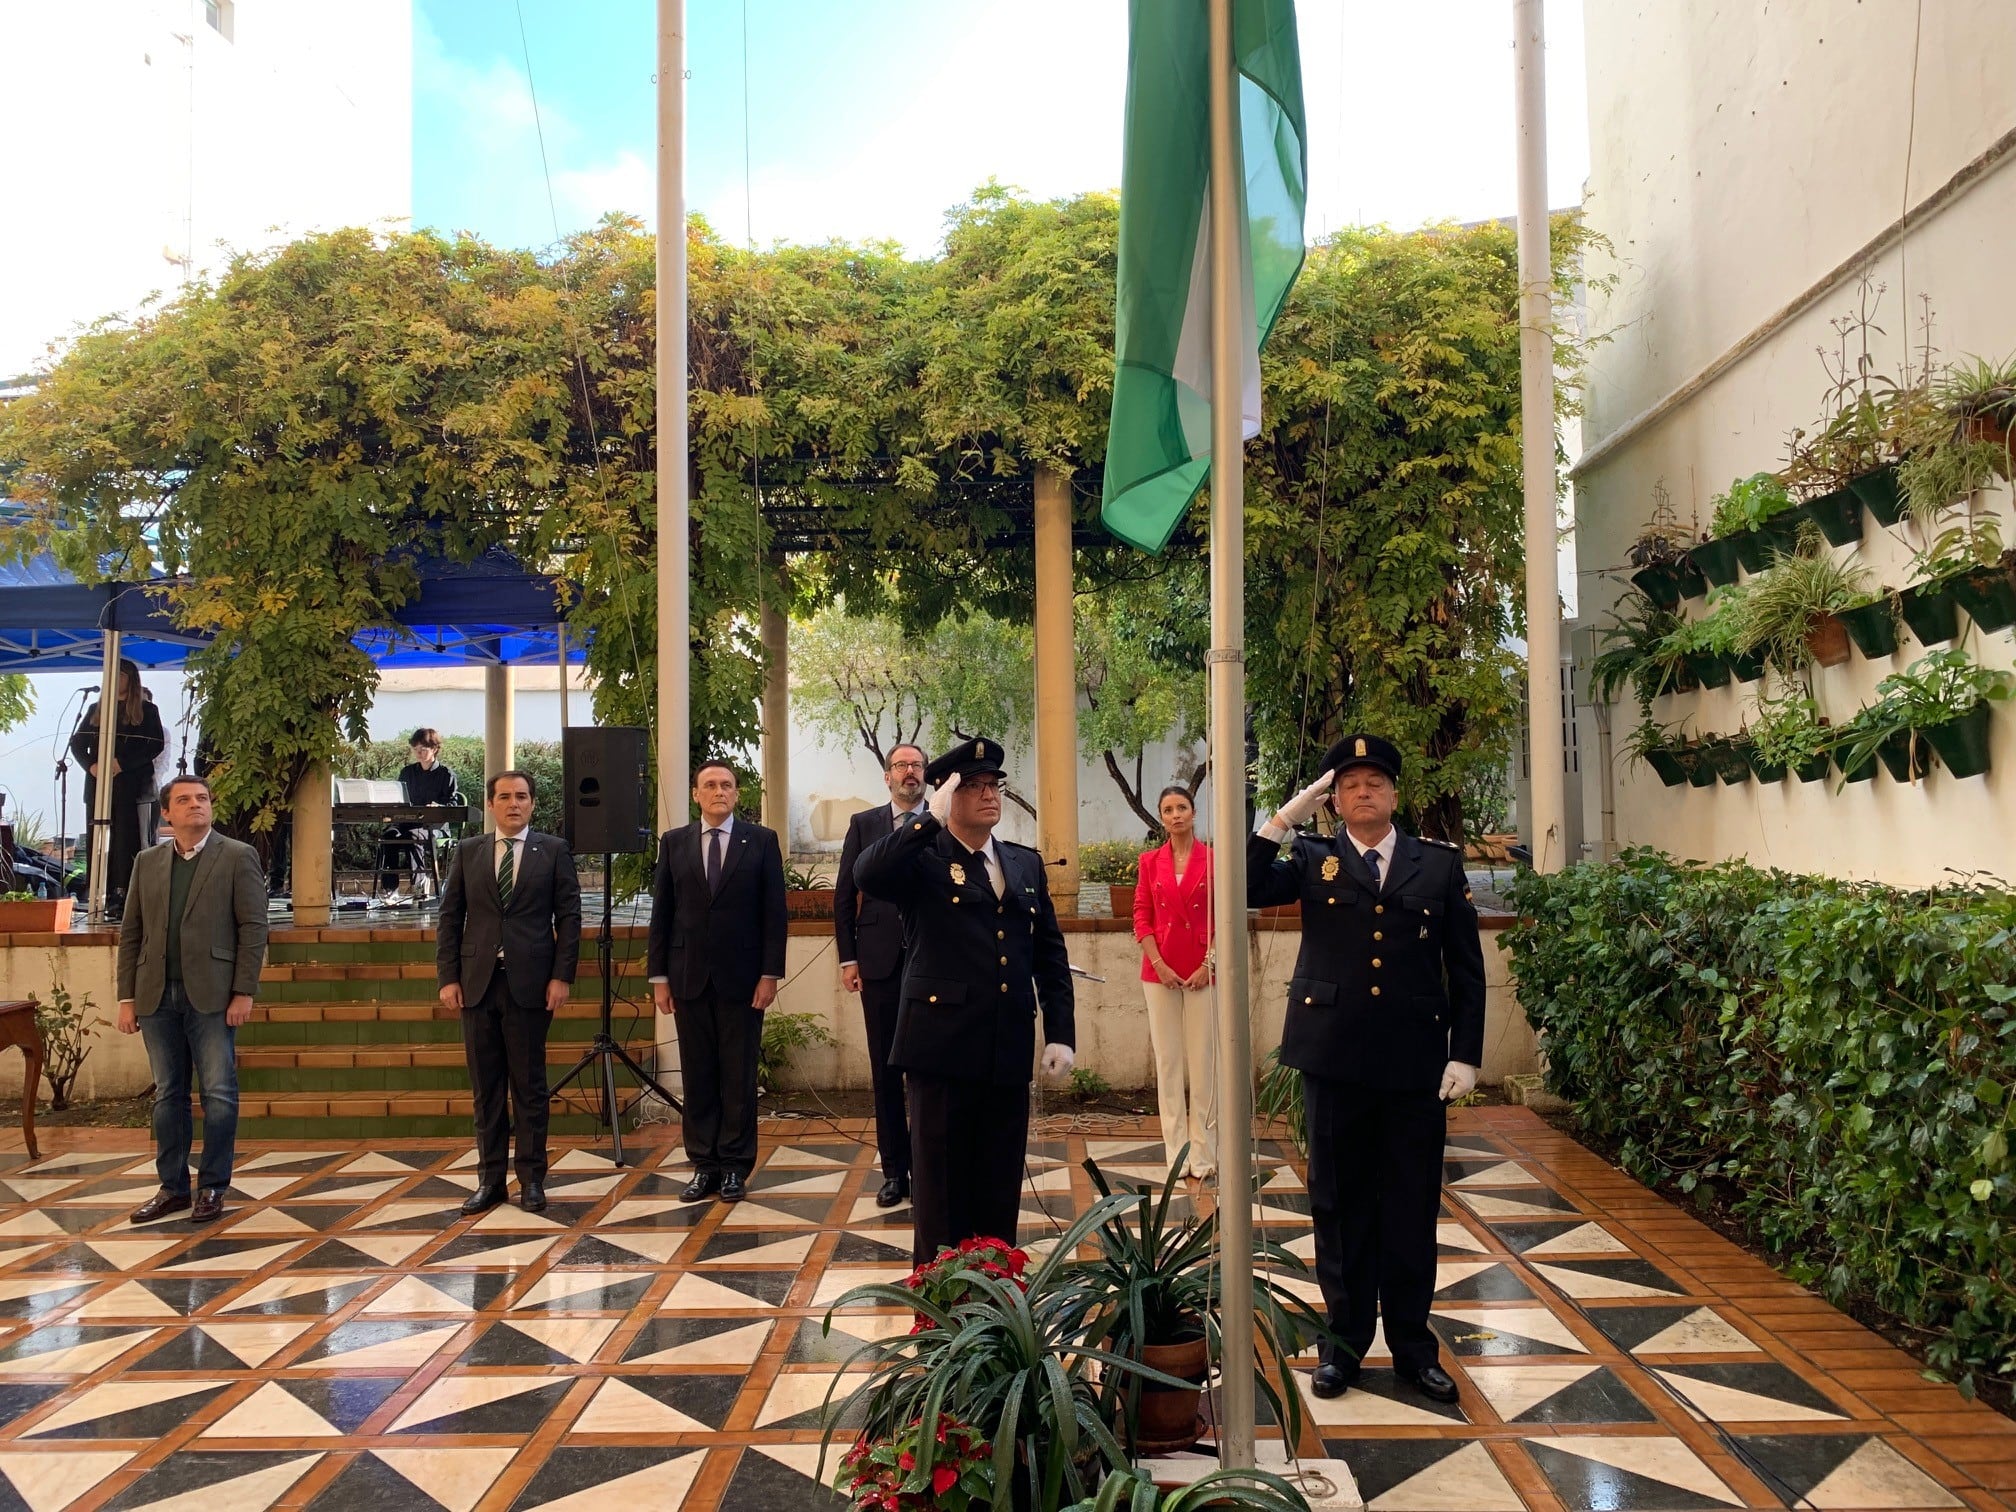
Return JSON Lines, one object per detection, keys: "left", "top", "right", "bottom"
{"left": 1922, "top": 519, "right": 2016, "bottom": 635}
{"left": 1590, "top": 592, "right": 1692, "bottom": 711}
{"left": 1900, "top": 524, "right": 2000, "bottom": 646}
{"left": 1734, "top": 540, "right": 1872, "bottom": 673}
{"left": 837, "top": 1414, "right": 997, "bottom": 1511}
{"left": 1678, "top": 736, "right": 1720, "bottom": 788}
{"left": 784, "top": 861, "right": 835, "bottom": 919}
{"left": 1064, "top": 1467, "right": 1315, "bottom": 1512}
{"left": 1747, "top": 695, "right": 1831, "bottom": 783}
{"left": 1078, "top": 841, "right": 1143, "bottom": 917}
{"left": 1075, "top": 1153, "right": 1326, "bottom": 1455}
{"left": 1701, "top": 473, "right": 1799, "bottom": 574}
{"left": 0, "top": 890, "right": 73, "bottom": 933}
{"left": 1628, "top": 528, "right": 1705, "bottom": 608}
{"left": 1874, "top": 648, "right": 2013, "bottom": 780}
{"left": 1702, "top": 734, "right": 1753, "bottom": 786}
{"left": 1832, "top": 697, "right": 1935, "bottom": 786}
{"left": 1835, "top": 587, "right": 1903, "bottom": 660}
{"left": 1941, "top": 354, "right": 2016, "bottom": 448}
{"left": 1621, "top": 716, "right": 1690, "bottom": 787}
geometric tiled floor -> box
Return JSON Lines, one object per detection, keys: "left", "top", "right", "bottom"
{"left": 0, "top": 1107, "right": 2010, "bottom": 1511}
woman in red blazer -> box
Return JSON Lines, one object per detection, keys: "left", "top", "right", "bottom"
{"left": 1133, "top": 786, "right": 1216, "bottom": 1180}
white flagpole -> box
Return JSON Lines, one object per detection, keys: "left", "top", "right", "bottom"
{"left": 88, "top": 630, "right": 121, "bottom": 924}
{"left": 1207, "top": 0, "right": 1257, "bottom": 1471}
{"left": 656, "top": 0, "right": 690, "bottom": 826}
{"left": 1514, "top": 0, "right": 1565, "bottom": 870}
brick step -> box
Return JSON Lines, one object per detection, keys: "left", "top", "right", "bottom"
{"left": 230, "top": 1111, "right": 617, "bottom": 1139}
{"left": 237, "top": 1056, "right": 660, "bottom": 1094}
{"left": 266, "top": 939, "right": 649, "bottom": 966}
{"left": 244, "top": 999, "right": 658, "bottom": 1029}
{"left": 238, "top": 1032, "right": 652, "bottom": 1070}
{"left": 204, "top": 1087, "right": 657, "bottom": 1123}
{"left": 257, "top": 966, "right": 655, "bottom": 1002}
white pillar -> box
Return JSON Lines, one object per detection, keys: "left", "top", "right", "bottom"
{"left": 291, "top": 761, "right": 332, "bottom": 926}
{"left": 1033, "top": 468, "right": 1080, "bottom": 915}
{"left": 656, "top": 0, "right": 690, "bottom": 831}
{"left": 87, "top": 630, "right": 121, "bottom": 924}
{"left": 484, "top": 664, "right": 515, "bottom": 833}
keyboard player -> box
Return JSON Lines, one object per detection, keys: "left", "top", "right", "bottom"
{"left": 381, "top": 728, "right": 463, "bottom": 903}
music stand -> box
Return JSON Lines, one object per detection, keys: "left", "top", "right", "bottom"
{"left": 548, "top": 852, "right": 683, "bottom": 1167}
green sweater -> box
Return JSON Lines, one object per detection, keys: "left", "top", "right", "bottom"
{"left": 164, "top": 847, "right": 200, "bottom": 984}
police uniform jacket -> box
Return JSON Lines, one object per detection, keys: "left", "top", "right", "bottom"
{"left": 853, "top": 813, "right": 1074, "bottom": 1088}
{"left": 1248, "top": 828, "right": 1485, "bottom": 1091}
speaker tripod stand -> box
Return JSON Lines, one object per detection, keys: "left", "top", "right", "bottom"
{"left": 549, "top": 852, "right": 682, "bottom": 1167}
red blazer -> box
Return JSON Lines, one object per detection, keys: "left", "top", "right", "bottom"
{"left": 1134, "top": 841, "right": 1212, "bottom": 983}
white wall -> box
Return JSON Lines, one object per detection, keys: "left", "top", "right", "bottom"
{"left": 1574, "top": 1, "right": 2016, "bottom": 882}
{"left": 1, "top": 0, "right": 413, "bottom": 378}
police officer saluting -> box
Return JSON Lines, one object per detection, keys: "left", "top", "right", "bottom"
{"left": 853, "top": 737, "right": 1076, "bottom": 1267}
{"left": 1249, "top": 734, "right": 1485, "bottom": 1404}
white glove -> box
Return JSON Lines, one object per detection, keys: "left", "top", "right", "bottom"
{"left": 1260, "top": 770, "right": 1334, "bottom": 840}
{"left": 933, "top": 769, "right": 962, "bottom": 813}
{"left": 1041, "top": 1043, "right": 1075, "bottom": 1079}
{"left": 1438, "top": 1061, "right": 1478, "bottom": 1101}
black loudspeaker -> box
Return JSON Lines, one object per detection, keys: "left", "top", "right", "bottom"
{"left": 562, "top": 726, "right": 652, "bottom": 854}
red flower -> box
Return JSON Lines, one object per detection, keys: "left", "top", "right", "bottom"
{"left": 898, "top": 1451, "right": 915, "bottom": 1471}
{"left": 933, "top": 1466, "right": 957, "bottom": 1496}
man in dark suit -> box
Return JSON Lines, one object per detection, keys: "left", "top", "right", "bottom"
{"left": 649, "top": 759, "right": 787, "bottom": 1204}
{"left": 116, "top": 774, "right": 269, "bottom": 1226}
{"left": 835, "top": 743, "right": 930, "bottom": 1208}
{"left": 854, "top": 737, "right": 1075, "bottom": 1266}
{"left": 1249, "top": 734, "right": 1486, "bottom": 1406}
{"left": 436, "top": 770, "right": 582, "bottom": 1215}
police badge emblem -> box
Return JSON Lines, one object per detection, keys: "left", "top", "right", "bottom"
{"left": 950, "top": 863, "right": 967, "bottom": 886}
{"left": 1320, "top": 856, "right": 1340, "bottom": 882}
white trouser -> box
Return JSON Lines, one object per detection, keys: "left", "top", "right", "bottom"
{"left": 1141, "top": 981, "right": 1217, "bottom": 1177}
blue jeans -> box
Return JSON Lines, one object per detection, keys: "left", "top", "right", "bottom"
{"left": 138, "top": 981, "right": 240, "bottom": 1193}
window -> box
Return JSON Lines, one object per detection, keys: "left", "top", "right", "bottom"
{"left": 204, "top": 0, "right": 234, "bottom": 41}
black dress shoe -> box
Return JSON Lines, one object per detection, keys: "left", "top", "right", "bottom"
{"left": 519, "top": 1182, "right": 546, "bottom": 1213}
{"left": 681, "top": 1171, "right": 721, "bottom": 1202}
{"left": 461, "top": 1183, "right": 508, "bottom": 1216}
{"left": 190, "top": 1188, "right": 225, "bottom": 1224}
{"left": 130, "top": 1189, "right": 191, "bottom": 1224}
{"left": 1399, "top": 1363, "right": 1459, "bottom": 1404}
{"left": 720, "top": 1171, "right": 746, "bottom": 1202}
{"left": 1309, "top": 1362, "right": 1359, "bottom": 1399}
{"left": 875, "top": 1175, "right": 910, "bottom": 1209}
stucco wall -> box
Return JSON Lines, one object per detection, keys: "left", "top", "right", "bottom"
{"left": 1575, "top": 3, "right": 2016, "bottom": 881}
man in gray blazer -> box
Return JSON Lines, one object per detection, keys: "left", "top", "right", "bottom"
{"left": 115, "top": 774, "right": 270, "bottom": 1225}
{"left": 436, "top": 770, "right": 582, "bottom": 1215}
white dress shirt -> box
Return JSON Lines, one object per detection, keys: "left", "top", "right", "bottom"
{"left": 1353, "top": 825, "right": 1398, "bottom": 889}
{"left": 495, "top": 828, "right": 527, "bottom": 881}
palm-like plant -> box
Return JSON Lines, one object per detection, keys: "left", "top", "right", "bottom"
{"left": 1063, "top": 1466, "right": 1315, "bottom": 1511}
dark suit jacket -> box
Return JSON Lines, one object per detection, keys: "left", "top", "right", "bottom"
{"left": 1248, "top": 827, "right": 1486, "bottom": 1092}
{"left": 834, "top": 803, "right": 919, "bottom": 982}
{"left": 853, "top": 814, "right": 1073, "bottom": 1088}
{"left": 646, "top": 818, "right": 788, "bottom": 1004}
{"left": 436, "top": 828, "right": 583, "bottom": 1013}
{"left": 117, "top": 833, "right": 269, "bottom": 1015}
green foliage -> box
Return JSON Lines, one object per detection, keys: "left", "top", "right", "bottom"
{"left": 1745, "top": 694, "right": 1829, "bottom": 772}
{"left": 1245, "top": 218, "right": 1599, "bottom": 843}
{"left": 33, "top": 977, "right": 104, "bottom": 1112}
{"left": 1077, "top": 574, "right": 1206, "bottom": 835}
{"left": 1900, "top": 440, "right": 2003, "bottom": 524}
{"left": 1912, "top": 519, "right": 2006, "bottom": 584}
{"left": 757, "top": 1010, "right": 836, "bottom": 1092}
{"left": 1707, "top": 473, "right": 1795, "bottom": 539}
{"left": 1874, "top": 649, "right": 2015, "bottom": 727}
{"left": 1734, "top": 543, "right": 1871, "bottom": 672}
{"left": 1062, "top": 1467, "right": 1314, "bottom": 1512}
{"left": 1067, "top": 1066, "right": 1112, "bottom": 1101}
{"left": 1256, "top": 1047, "right": 1308, "bottom": 1159}
{"left": 1076, "top": 840, "right": 1144, "bottom": 886}
{"left": 1589, "top": 591, "right": 1688, "bottom": 717}
{"left": 0, "top": 674, "right": 30, "bottom": 734}
{"left": 1505, "top": 852, "right": 2016, "bottom": 1393}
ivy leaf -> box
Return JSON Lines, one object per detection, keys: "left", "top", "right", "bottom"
{"left": 1969, "top": 1180, "right": 1994, "bottom": 1201}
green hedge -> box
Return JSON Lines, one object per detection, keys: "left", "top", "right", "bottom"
{"left": 1505, "top": 850, "right": 2016, "bottom": 1392}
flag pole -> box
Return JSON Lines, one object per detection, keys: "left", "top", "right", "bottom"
{"left": 656, "top": 0, "right": 690, "bottom": 827}
{"left": 1207, "top": 0, "right": 1257, "bottom": 1471}
{"left": 1514, "top": 0, "right": 1565, "bottom": 871}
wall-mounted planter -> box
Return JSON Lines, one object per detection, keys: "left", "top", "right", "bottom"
{"left": 1848, "top": 463, "right": 1906, "bottom": 527}
{"left": 1924, "top": 703, "right": 1994, "bottom": 779}
{"left": 1682, "top": 748, "right": 1720, "bottom": 788}
{"left": 1797, "top": 487, "right": 1864, "bottom": 546}
{"left": 1686, "top": 651, "right": 1733, "bottom": 689}
{"left": 1709, "top": 741, "right": 1754, "bottom": 784}
{"left": 1793, "top": 753, "right": 1831, "bottom": 783}
{"left": 1876, "top": 730, "right": 1934, "bottom": 783}
{"left": 1836, "top": 598, "right": 1901, "bottom": 659}
{"left": 1899, "top": 582, "right": 1961, "bottom": 646}
{"left": 1748, "top": 750, "right": 1786, "bottom": 783}
{"left": 1805, "top": 613, "right": 1853, "bottom": 668}
{"left": 1644, "top": 748, "right": 1689, "bottom": 787}
{"left": 1727, "top": 648, "right": 1768, "bottom": 683}
{"left": 1949, "top": 563, "right": 2016, "bottom": 634}
{"left": 1837, "top": 744, "right": 1881, "bottom": 783}
{"left": 1731, "top": 528, "right": 1775, "bottom": 575}
{"left": 1689, "top": 537, "right": 1745, "bottom": 587}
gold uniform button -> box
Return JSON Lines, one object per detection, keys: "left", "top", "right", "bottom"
{"left": 1373, "top": 931, "right": 1383, "bottom": 941}
{"left": 928, "top": 994, "right": 938, "bottom": 1003}
{"left": 999, "top": 956, "right": 1007, "bottom": 965}
{"left": 1327, "top": 896, "right": 1336, "bottom": 904}
{"left": 1372, "top": 958, "right": 1382, "bottom": 968}
{"left": 1371, "top": 986, "right": 1381, "bottom": 996}
{"left": 913, "top": 822, "right": 923, "bottom": 830}
{"left": 1374, "top": 904, "right": 1384, "bottom": 915}
{"left": 997, "top": 906, "right": 1005, "bottom": 915}
{"left": 996, "top": 930, "right": 1004, "bottom": 940}
{"left": 1304, "top": 995, "right": 1314, "bottom": 1004}
{"left": 1000, "top": 983, "right": 1008, "bottom": 992}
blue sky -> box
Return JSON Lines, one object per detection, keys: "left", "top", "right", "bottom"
{"left": 414, "top": 0, "right": 1590, "bottom": 257}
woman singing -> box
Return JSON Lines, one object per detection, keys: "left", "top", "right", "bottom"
{"left": 70, "top": 658, "right": 166, "bottom": 917}
{"left": 1133, "top": 785, "right": 1216, "bottom": 1181}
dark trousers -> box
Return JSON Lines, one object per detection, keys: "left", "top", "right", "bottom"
{"left": 1303, "top": 1073, "right": 1445, "bottom": 1375}
{"left": 137, "top": 979, "right": 239, "bottom": 1193}
{"left": 906, "top": 1072, "right": 1028, "bottom": 1267}
{"left": 461, "top": 966, "right": 552, "bottom": 1186}
{"left": 860, "top": 972, "right": 911, "bottom": 1179}
{"left": 673, "top": 983, "right": 761, "bottom": 1178}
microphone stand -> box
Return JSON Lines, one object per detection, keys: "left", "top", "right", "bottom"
{"left": 547, "top": 851, "right": 684, "bottom": 1167}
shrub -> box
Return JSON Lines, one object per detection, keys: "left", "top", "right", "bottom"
{"left": 757, "top": 1011, "right": 836, "bottom": 1092}
{"left": 1505, "top": 851, "right": 2016, "bottom": 1394}
{"left": 1078, "top": 840, "right": 1145, "bottom": 885}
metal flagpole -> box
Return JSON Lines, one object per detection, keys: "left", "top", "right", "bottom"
{"left": 1514, "top": 0, "right": 1565, "bottom": 871}
{"left": 87, "top": 630, "right": 121, "bottom": 924}
{"left": 556, "top": 623, "right": 571, "bottom": 731}
{"left": 1207, "top": 0, "right": 1256, "bottom": 1471}
{"left": 656, "top": 0, "right": 690, "bottom": 828}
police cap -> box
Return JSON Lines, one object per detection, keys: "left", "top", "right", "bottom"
{"left": 1319, "top": 733, "right": 1402, "bottom": 782}
{"left": 926, "top": 736, "right": 1007, "bottom": 789}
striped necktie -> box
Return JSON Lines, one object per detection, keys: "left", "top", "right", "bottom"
{"left": 498, "top": 837, "right": 516, "bottom": 906}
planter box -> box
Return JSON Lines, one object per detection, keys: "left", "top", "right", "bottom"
{"left": 1805, "top": 613, "right": 1852, "bottom": 668}
{"left": 1899, "top": 582, "right": 1961, "bottom": 646}
{"left": 1727, "top": 648, "right": 1768, "bottom": 684}
{"left": 1797, "top": 487, "right": 1864, "bottom": 546}
{"left": 1682, "top": 748, "right": 1720, "bottom": 788}
{"left": 0, "top": 898, "right": 72, "bottom": 932}
{"left": 1925, "top": 703, "right": 1995, "bottom": 779}
{"left": 1876, "top": 730, "right": 1933, "bottom": 783}
{"left": 1709, "top": 743, "right": 1753, "bottom": 785}
{"left": 785, "top": 890, "right": 834, "bottom": 920}
{"left": 1107, "top": 885, "right": 1138, "bottom": 918}
{"left": 1849, "top": 463, "right": 1906, "bottom": 527}
{"left": 1793, "top": 753, "right": 1831, "bottom": 783}
{"left": 1837, "top": 598, "right": 1901, "bottom": 659}
{"left": 1686, "top": 651, "right": 1732, "bottom": 690}
{"left": 1732, "top": 528, "right": 1777, "bottom": 575}
{"left": 1630, "top": 557, "right": 1705, "bottom": 608}
{"left": 1689, "top": 537, "right": 1744, "bottom": 588}
{"left": 1644, "top": 749, "right": 1689, "bottom": 787}
{"left": 1749, "top": 752, "right": 1787, "bottom": 784}
{"left": 1949, "top": 564, "right": 2016, "bottom": 634}
{"left": 1837, "top": 744, "right": 1881, "bottom": 784}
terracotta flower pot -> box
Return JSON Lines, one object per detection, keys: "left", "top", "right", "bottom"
{"left": 1804, "top": 614, "right": 1852, "bottom": 668}
{"left": 1107, "top": 885, "right": 1137, "bottom": 918}
{"left": 1132, "top": 1332, "right": 1210, "bottom": 1449}
{"left": 0, "top": 898, "right": 72, "bottom": 932}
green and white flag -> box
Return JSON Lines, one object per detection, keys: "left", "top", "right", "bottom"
{"left": 1101, "top": 0, "right": 1307, "bottom": 554}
